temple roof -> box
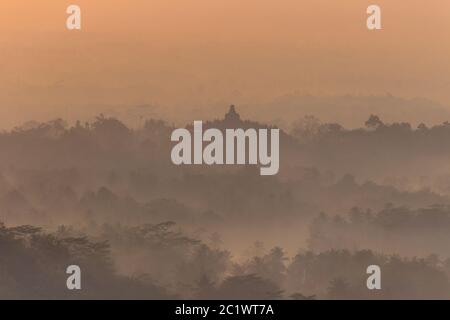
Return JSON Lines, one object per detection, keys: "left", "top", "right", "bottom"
{"left": 224, "top": 105, "right": 241, "bottom": 122}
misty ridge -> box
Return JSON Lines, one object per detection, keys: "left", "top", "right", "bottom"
{"left": 4, "top": 106, "right": 450, "bottom": 299}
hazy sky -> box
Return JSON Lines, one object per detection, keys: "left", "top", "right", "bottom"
{"left": 0, "top": 0, "right": 449, "bottom": 128}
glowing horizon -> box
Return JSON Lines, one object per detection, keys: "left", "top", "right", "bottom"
{"left": 0, "top": 0, "right": 449, "bottom": 128}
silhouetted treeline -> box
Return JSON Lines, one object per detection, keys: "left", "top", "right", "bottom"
{"left": 291, "top": 114, "right": 450, "bottom": 186}
{"left": 308, "top": 204, "right": 450, "bottom": 257}
{"left": 0, "top": 222, "right": 170, "bottom": 299}
{"left": 2, "top": 111, "right": 450, "bottom": 299}
{"left": 2, "top": 221, "right": 450, "bottom": 299}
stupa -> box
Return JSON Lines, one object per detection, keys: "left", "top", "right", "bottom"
{"left": 224, "top": 105, "right": 241, "bottom": 123}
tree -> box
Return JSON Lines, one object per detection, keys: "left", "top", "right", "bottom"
{"left": 365, "top": 114, "right": 384, "bottom": 129}
{"left": 215, "top": 274, "right": 283, "bottom": 300}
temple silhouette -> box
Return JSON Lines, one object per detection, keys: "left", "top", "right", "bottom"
{"left": 224, "top": 105, "right": 241, "bottom": 123}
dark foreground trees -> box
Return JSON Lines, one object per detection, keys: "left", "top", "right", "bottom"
{"left": 2, "top": 221, "right": 450, "bottom": 299}
{"left": 0, "top": 222, "right": 169, "bottom": 299}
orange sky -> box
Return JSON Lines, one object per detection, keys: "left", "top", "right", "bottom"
{"left": 0, "top": 0, "right": 449, "bottom": 128}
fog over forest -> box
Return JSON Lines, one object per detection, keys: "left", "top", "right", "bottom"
{"left": 3, "top": 106, "right": 450, "bottom": 299}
